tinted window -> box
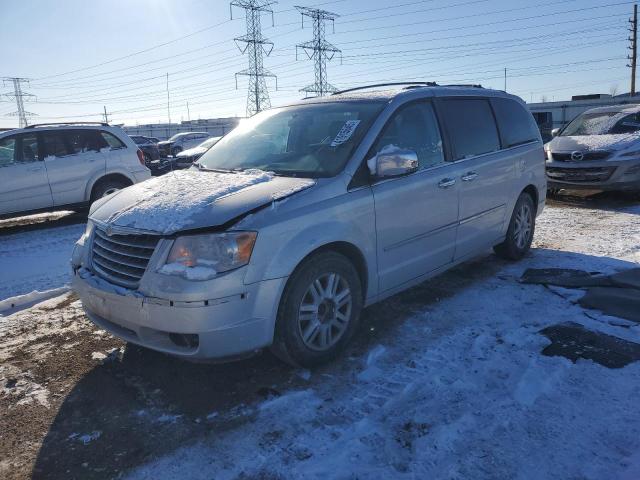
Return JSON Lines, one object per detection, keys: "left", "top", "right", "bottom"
{"left": 100, "top": 131, "right": 126, "bottom": 149}
{"left": 67, "top": 130, "right": 106, "bottom": 153}
{"left": 20, "top": 133, "right": 39, "bottom": 162}
{"left": 0, "top": 136, "right": 17, "bottom": 167}
{"left": 440, "top": 99, "right": 500, "bottom": 160}
{"left": 492, "top": 98, "right": 540, "bottom": 148}
{"left": 372, "top": 101, "right": 444, "bottom": 169}
{"left": 43, "top": 131, "right": 70, "bottom": 158}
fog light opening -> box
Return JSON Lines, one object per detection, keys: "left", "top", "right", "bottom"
{"left": 169, "top": 333, "right": 199, "bottom": 349}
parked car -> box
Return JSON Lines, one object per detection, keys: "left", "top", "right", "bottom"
{"left": 130, "top": 135, "right": 160, "bottom": 163}
{"left": 174, "top": 136, "right": 222, "bottom": 169}
{"left": 0, "top": 122, "right": 151, "bottom": 217}
{"left": 545, "top": 104, "right": 640, "bottom": 193}
{"left": 71, "top": 84, "right": 545, "bottom": 367}
{"left": 158, "top": 132, "right": 210, "bottom": 157}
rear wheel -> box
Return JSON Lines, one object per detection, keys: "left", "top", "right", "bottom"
{"left": 271, "top": 251, "right": 363, "bottom": 367}
{"left": 90, "top": 178, "right": 130, "bottom": 202}
{"left": 494, "top": 192, "right": 535, "bottom": 260}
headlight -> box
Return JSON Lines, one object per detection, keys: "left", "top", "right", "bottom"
{"left": 159, "top": 231, "right": 257, "bottom": 280}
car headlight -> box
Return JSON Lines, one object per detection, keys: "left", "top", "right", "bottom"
{"left": 160, "top": 231, "right": 257, "bottom": 280}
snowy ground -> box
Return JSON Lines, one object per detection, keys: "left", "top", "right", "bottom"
{"left": 1, "top": 195, "right": 639, "bottom": 480}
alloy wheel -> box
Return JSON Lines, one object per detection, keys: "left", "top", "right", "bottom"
{"left": 513, "top": 203, "right": 532, "bottom": 249}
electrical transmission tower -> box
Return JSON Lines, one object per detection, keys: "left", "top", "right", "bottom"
{"left": 2, "top": 77, "right": 36, "bottom": 127}
{"left": 230, "top": 0, "right": 277, "bottom": 116}
{"left": 295, "top": 6, "right": 341, "bottom": 97}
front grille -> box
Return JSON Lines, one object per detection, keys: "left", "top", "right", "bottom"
{"left": 91, "top": 227, "right": 160, "bottom": 289}
{"left": 551, "top": 151, "right": 611, "bottom": 162}
{"left": 547, "top": 166, "right": 616, "bottom": 183}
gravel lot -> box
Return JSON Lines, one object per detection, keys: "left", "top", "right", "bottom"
{"left": 1, "top": 193, "right": 639, "bottom": 480}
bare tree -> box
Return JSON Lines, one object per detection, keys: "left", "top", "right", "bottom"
{"left": 610, "top": 84, "right": 619, "bottom": 96}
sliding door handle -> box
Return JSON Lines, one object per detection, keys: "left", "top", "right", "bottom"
{"left": 461, "top": 171, "right": 478, "bottom": 182}
{"left": 438, "top": 178, "right": 456, "bottom": 189}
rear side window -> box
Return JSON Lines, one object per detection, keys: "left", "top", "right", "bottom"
{"left": 66, "top": 129, "right": 107, "bottom": 153}
{"left": 100, "top": 131, "right": 126, "bottom": 149}
{"left": 440, "top": 99, "right": 500, "bottom": 160}
{"left": 42, "top": 131, "right": 71, "bottom": 158}
{"left": 492, "top": 98, "right": 540, "bottom": 148}
{"left": 0, "top": 136, "right": 17, "bottom": 167}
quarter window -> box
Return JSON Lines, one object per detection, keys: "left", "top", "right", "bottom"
{"left": 372, "top": 101, "right": 445, "bottom": 169}
{"left": 440, "top": 99, "right": 500, "bottom": 160}
{"left": 100, "top": 131, "right": 125, "bottom": 149}
{"left": 492, "top": 98, "right": 540, "bottom": 148}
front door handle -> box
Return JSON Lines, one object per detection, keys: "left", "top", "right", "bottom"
{"left": 438, "top": 178, "right": 456, "bottom": 189}
{"left": 27, "top": 166, "right": 43, "bottom": 172}
{"left": 461, "top": 171, "right": 478, "bottom": 182}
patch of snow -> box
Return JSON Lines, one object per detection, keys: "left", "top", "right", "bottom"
{"left": 158, "top": 262, "right": 217, "bottom": 281}
{"left": 75, "top": 431, "right": 102, "bottom": 445}
{"left": 78, "top": 267, "right": 143, "bottom": 297}
{"left": 0, "top": 287, "right": 69, "bottom": 317}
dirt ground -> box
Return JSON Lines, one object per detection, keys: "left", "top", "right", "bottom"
{"left": 0, "top": 191, "right": 639, "bottom": 480}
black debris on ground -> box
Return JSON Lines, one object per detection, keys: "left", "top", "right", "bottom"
{"left": 519, "top": 268, "right": 613, "bottom": 288}
{"left": 540, "top": 322, "right": 640, "bottom": 369}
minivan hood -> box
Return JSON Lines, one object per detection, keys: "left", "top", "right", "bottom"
{"left": 90, "top": 169, "right": 315, "bottom": 235}
{"left": 548, "top": 133, "right": 640, "bottom": 152}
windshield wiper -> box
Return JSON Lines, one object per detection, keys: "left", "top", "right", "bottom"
{"left": 194, "top": 163, "right": 233, "bottom": 173}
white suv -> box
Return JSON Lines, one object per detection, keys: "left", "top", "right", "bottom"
{"left": 0, "top": 122, "right": 151, "bottom": 217}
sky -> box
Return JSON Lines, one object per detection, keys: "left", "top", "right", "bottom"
{"left": 0, "top": 0, "right": 635, "bottom": 128}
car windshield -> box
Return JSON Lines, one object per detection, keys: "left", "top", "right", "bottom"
{"left": 561, "top": 111, "right": 640, "bottom": 136}
{"left": 197, "top": 101, "right": 385, "bottom": 178}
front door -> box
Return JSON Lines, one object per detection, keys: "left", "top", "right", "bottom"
{"left": 438, "top": 98, "right": 512, "bottom": 259}
{"left": 371, "top": 100, "right": 460, "bottom": 294}
{"left": 0, "top": 132, "right": 52, "bottom": 215}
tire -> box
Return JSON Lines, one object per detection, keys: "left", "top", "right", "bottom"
{"left": 493, "top": 192, "right": 536, "bottom": 260}
{"left": 91, "top": 178, "right": 130, "bottom": 202}
{"left": 270, "top": 251, "right": 363, "bottom": 368}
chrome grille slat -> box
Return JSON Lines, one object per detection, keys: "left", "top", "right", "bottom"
{"left": 91, "top": 227, "right": 160, "bottom": 289}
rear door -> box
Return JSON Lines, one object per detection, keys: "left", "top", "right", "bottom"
{"left": 0, "top": 132, "right": 53, "bottom": 215}
{"left": 372, "top": 100, "right": 460, "bottom": 293}
{"left": 437, "top": 97, "right": 513, "bottom": 259}
{"left": 43, "top": 129, "right": 107, "bottom": 206}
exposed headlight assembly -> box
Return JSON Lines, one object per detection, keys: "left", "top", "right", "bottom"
{"left": 160, "top": 231, "right": 257, "bottom": 280}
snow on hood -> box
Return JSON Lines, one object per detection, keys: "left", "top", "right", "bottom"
{"left": 177, "top": 146, "right": 207, "bottom": 158}
{"left": 90, "top": 169, "right": 315, "bottom": 234}
{"left": 549, "top": 133, "right": 640, "bottom": 152}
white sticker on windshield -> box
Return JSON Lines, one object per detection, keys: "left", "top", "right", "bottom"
{"left": 330, "top": 120, "right": 361, "bottom": 147}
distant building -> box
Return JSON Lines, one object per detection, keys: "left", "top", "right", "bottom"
{"left": 528, "top": 94, "right": 640, "bottom": 142}
{"left": 122, "top": 117, "right": 241, "bottom": 140}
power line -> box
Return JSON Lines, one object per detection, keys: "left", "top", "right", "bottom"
{"left": 231, "top": 0, "right": 278, "bottom": 115}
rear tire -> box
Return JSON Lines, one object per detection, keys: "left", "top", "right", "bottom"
{"left": 90, "top": 178, "right": 130, "bottom": 202}
{"left": 494, "top": 192, "right": 535, "bottom": 260}
{"left": 270, "top": 251, "right": 363, "bottom": 368}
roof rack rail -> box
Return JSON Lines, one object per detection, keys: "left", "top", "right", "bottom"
{"left": 442, "top": 84, "right": 484, "bottom": 89}
{"left": 332, "top": 82, "right": 438, "bottom": 96}
{"left": 24, "top": 121, "right": 109, "bottom": 129}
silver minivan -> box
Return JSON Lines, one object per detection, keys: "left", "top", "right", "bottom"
{"left": 71, "top": 84, "right": 546, "bottom": 367}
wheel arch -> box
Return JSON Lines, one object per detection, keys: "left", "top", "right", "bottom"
{"left": 522, "top": 184, "right": 539, "bottom": 213}
{"left": 87, "top": 173, "right": 134, "bottom": 201}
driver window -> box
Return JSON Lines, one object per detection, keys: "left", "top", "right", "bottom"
{"left": 372, "top": 102, "right": 445, "bottom": 170}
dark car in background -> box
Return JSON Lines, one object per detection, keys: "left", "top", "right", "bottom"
{"left": 130, "top": 135, "right": 160, "bottom": 162}
{"left": 158, "top": 132, "right": 210, "bottom": 157}
{"left": 174, "top": 136, "right": 221, "bottom": 168}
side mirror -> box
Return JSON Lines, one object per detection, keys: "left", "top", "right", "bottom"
{"left": 551, "top": 128, "right": 560, "bottom": 137}
{"left": 369, "top": 148, "right": 419, "bottom": 178}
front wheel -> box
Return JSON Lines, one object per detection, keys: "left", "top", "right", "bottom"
{"left": 494, "top": 192, "right": 535, "bottom": 260}
{"left": 271, "top": 251, "right": 363, "bottom": 367}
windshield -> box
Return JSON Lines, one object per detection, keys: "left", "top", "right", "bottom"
{"left": 197, "top": 101, "right": 385, "bottom": 178}
{"left": 561, "top": 111, "right": 640, "bottom": 136}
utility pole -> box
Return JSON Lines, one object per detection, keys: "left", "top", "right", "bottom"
{"left": 2, "top": 77, "right": 36, "bottom": 128}
{"left": 628, "top": 4, "right": 638, "bottom": 97}
{"left": 102, "top": 106, "right": 110, "bottom": 124}
{"left": 295, "top": 6, "right": 341, "bottom": 97}
{"left": 231, "top": 0, "right": 277, "bottom": 117}
{"left": 504, "top": 68, "right": 507, "bottom": 92}
{"left": 186, "top": 101, "right": 191, "bottom": 122}
{"left": 166, "top": 73, "right": 172, "bottom": 124}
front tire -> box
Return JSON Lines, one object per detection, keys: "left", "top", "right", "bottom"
{"left": 494, "top": 192, "right": 535, "bottom": 260}
{"left": 90, "top": 178, "right": 130, "bottom": 202}
{"left": 271, "top": 251, "right": 363, "bottom": 367}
